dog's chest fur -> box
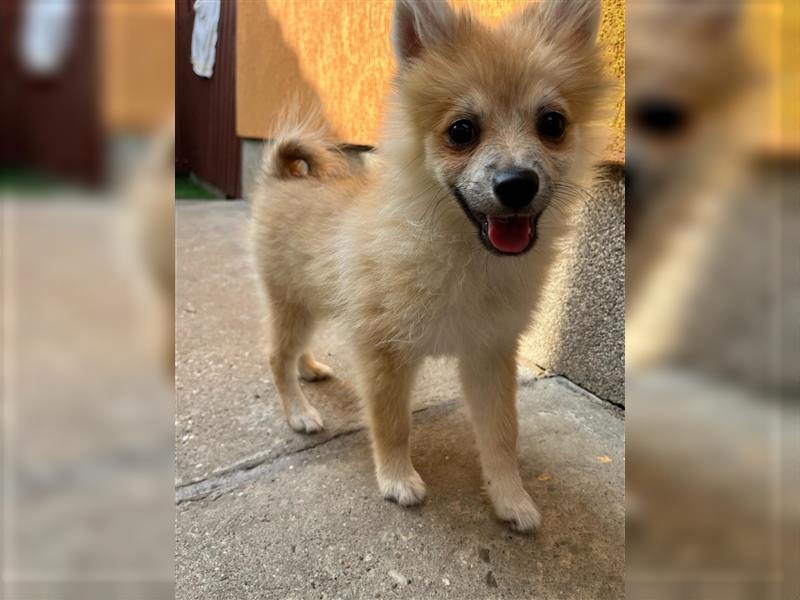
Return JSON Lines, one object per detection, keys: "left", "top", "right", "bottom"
{"left": 420, "top": 259, "right": 534, "bottom": 355}
{"left": 338, "top": 228, "right": 541, "bottom": 358}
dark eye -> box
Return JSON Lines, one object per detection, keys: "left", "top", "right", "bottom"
{"left": 448, "top": 119, "right": 478, "bottom": 145}
{"left": 537, "top": 111, "right": 567, "bottom": 141}
{"left": 632, "top": 99, "right": 689, "bottom": 137}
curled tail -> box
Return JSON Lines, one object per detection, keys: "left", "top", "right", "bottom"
{"left": 262, "top": 118, "right": 350, "bottom": 180}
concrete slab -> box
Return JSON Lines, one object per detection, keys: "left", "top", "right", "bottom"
{"left": 176, "top": 376, "right": 623, "bottom": 600}
{"left": 176, "top": 201, "right": 624, "bottom": 599}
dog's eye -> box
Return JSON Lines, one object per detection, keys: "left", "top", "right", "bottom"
{"left": 632, "top": 100, "right": 689, "bottom": 138}
{"left": 448, "top": 119, "right": 478, "bottom": 145}
{"left": 537, "top": 112, "right": 567, "bottom": 141}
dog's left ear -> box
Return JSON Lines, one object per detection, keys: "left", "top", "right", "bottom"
{"left": 522, "top": 0, "right": 601, "bottom": 49}
{"left": 392, "top": 0, "right": 456, "bottom": 66}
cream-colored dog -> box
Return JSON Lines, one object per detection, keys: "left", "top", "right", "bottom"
{"left": 251, "top": 0, "right": 611, "bottom": 531}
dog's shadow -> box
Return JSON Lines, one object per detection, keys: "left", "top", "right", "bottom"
{"left": 299, "top": 354, "right": 463, "bottom": 432}
{"left": 300, "top": 369, "right": 364, "bottom": 433}
{"left": 325, "top": 394, "right": 625, "bottom": 597}
{"left": 412, "top": 407, "right": 622, "bottom": 596}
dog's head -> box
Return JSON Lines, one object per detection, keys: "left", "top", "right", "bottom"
{"left": 390, "top": 0, "right": 611, "bottom": 255}
{"left": 625, "top": 0, "right": 746, "bottom": 236}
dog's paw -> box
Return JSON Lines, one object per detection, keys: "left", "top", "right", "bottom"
{"left": 492, "top": 489, "right": 541, "bottom": 532}
{"left": 378, "top": 470, "right": 427, "bottom": 506}
{"left": 298, "top": 359, "right": 334, "bottom": 382}
{"left": 287, "top": 407, "right": 324, "bottom": 433}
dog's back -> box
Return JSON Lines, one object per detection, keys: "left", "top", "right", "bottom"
{"left": 250, "top": 121, "right": 372, "bottom": 317}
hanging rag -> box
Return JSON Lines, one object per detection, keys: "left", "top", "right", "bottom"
{"left": 191, "top": 0, "right": 221, "bottom": 79}
{"left": 17, "top": 0, "right": 77, "bottom": 76}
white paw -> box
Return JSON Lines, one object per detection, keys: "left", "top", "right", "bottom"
{"left": 492, "top": 488, "right": 541, "bottom": 532}
{"left": 298, "top": 361, "right": 334, "bottom": 382}
{"left": 378, "top": 469, "right": 427, "bottom": 506}
{"left": 287, "top": 407, "right": 324, "bottom": 433}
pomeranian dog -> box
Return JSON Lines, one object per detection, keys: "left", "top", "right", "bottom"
{"left": 251, "top": 0, "right": 611, "bottom": 531}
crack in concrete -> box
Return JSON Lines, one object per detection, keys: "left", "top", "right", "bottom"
{"left": 175, "top": 428, "right": 363, "bottom": 505}
{"left": 552, "top": 375, "right": 625, "bottom": 413}
{"left": 175, "top": 374, "right": 621, "bottom": 505}
{"left": 175, "top": 401, "right": 459, "bottom": 505}
{"left": 522, "top": 365, "right": 625, "bottom": 412}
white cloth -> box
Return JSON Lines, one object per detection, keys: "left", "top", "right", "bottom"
{"left": 17, "top": 0, "right": 76, "bottom": 76}
{"left": 191, "top": 0, "right": 221, "bottom": 79}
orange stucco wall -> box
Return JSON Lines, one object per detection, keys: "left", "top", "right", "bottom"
{"left": 236, "top": 0, "right": 625, "bottom": 160}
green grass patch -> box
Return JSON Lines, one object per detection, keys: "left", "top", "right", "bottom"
{"left": 175, "top": 175, "right": 222, "bottom": 200}
{"left": 0, "top": 168, "right": 65, "bottom": 194}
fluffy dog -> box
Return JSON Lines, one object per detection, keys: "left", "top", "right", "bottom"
{"left": 251, "top": 0, "right": 611, "bottom": 531}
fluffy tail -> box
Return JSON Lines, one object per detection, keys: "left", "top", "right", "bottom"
{"left": 261, "top": 115, "right": 350, "bottom": 180}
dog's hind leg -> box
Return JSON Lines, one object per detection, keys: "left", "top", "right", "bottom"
{"left": 267, "top": 302, "right": 324, "bottom": 433}
{"left": 297, "top": 351, "right": 334, "bottom": 382}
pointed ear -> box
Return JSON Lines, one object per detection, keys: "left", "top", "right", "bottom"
{"left": 698, "top": 2, "right": 741, "bottom": 39}
{"left": 392, "top": 0, "right": 456, "bottom": 65}
{"left": 524, "top": 0, "right": 601, "bottom": 48}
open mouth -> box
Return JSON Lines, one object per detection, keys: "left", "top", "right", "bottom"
{"left": 449, "top": 186, "right": 538, "bottom": 256}
{"left": 477, "top": 214, "right": 535, "bottom": 255}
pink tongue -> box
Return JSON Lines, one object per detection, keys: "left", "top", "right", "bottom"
{"left": 487, "top": 216, "right": 531, "bottom": 253}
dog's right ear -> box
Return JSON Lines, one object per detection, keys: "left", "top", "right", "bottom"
{"left": 392, "top": 0, "right": 455, "bottom": 65}
{"left": 521, "top": 0, "right": 601, "bottom": 49}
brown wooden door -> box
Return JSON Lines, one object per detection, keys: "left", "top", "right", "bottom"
{"left": 175, "top": 0, "right": 241, "bottom": 198}
{"left": 0, "top": 0, "right": 103, "bottom": 186}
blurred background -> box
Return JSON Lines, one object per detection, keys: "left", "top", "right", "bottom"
{"left": 625, "top": 0, "right": 798, "bottom": 598}
{"left": 1, "top": 1, "right": 175, "bottom": 599}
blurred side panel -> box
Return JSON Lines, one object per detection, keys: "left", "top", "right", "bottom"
{"left": 626, "top": 0, "right": 799, "bottom": 598}
{"left": 2, "top": 1, "right": 176, "bottom": 599}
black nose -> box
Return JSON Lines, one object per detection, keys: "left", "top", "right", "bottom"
{"left": 493, "top": 169, "right": 539, "bottom": 210}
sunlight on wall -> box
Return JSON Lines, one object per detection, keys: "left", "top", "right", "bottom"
{"left": 237, "top": 0, "right": 625, "bottom": 159}
{"left": 102, "top": 2, "right": 174, "bottom": 132}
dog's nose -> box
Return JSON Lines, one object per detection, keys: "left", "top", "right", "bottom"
{"left": 493, "top": 169, "right": 539, "bottom": 210}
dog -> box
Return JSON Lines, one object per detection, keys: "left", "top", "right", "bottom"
{"left": 251, "top": 0, "right": 611, "bottom": 531}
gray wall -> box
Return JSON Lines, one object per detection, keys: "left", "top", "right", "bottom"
{"left": 520, "top": 164, "right": 625, "bottom": 404}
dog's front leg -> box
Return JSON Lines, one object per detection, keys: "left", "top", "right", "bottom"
{"left": 357, "top": 348, "right": 425, "bottom": 506}
{"left": 459, "top": 345, "right": 541, "bottom": 532}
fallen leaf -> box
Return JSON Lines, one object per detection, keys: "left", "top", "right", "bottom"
{"left": 596, "top": 455, "right": 612, "bottom": 464}
{"left": 537, "top": 472, "right": 552, "bottom": 481}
